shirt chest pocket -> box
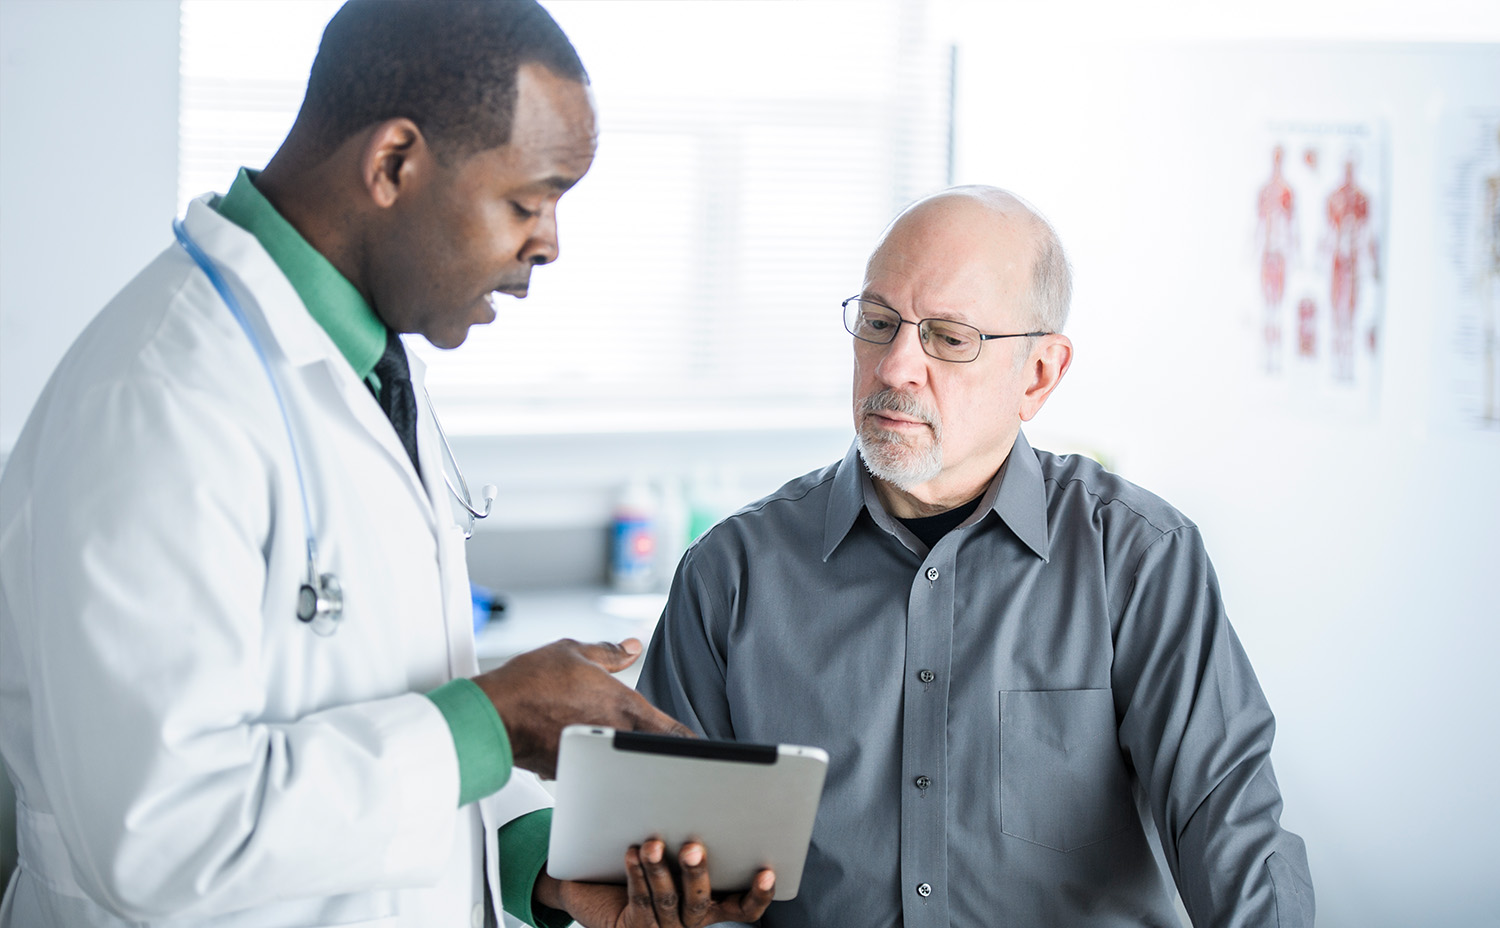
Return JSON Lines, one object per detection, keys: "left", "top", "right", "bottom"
{"left": 999, "top": 688, "right": 1137, "bottom": 852}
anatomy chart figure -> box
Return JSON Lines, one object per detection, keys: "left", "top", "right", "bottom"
{"left": 1297, "top": 296, "right": 1317, "bottom": 359}
{"left": 1255, "top": 146, "right": 1297, "bottom": 372}
{"left": 1325, "top": 159, "right": 1380, "bottom": 382}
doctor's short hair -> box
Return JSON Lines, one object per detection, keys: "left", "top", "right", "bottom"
{"left": 297, "top": 0, "right": 588, "bottom": 162}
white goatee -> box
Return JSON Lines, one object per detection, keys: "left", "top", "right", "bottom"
{"left": 856, "top": 388, "right": 943, "bottom": 490}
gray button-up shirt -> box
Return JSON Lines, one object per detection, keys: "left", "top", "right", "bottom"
{"left": 638, "top": 434, "right": 1314, "bottom": 927}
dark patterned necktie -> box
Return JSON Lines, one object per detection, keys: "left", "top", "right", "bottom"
{"left": 371, "top": 329, "right": 419, "bottom": 473}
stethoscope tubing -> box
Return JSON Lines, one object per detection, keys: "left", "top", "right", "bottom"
{"left": 172, "top": 219, "right": 324, "bottom": 586}
{"left": 424, "top": 385, "right": 496, "bottom": 525}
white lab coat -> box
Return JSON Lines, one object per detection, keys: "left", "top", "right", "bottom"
{"left": 0, "top": 196, "right": 552, "bottom": 926}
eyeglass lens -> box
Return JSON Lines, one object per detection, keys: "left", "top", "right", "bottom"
{"left": 844, "top": 299, "right": 984, "bottom": 362}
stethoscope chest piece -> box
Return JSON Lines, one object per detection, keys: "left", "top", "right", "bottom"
{"left": 296, "top": 572, "right": 343, "bottom": 637}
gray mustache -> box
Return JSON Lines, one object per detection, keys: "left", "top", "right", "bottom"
{"left": 860, "top": 389, "right": 941, "bottom": 434}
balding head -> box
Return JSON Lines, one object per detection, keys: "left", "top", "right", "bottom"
{"left": 869, "top": 186, "right": 1072, "bottom": 334}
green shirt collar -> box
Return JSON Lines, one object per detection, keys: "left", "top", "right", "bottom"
{"left": 214, "top": 167, "right": 387, "bottom": 380}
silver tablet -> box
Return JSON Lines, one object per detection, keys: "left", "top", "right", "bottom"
{"left": 546, "top": 725, "right": 829, "bottom": 901}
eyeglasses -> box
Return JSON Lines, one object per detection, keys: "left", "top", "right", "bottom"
{"left": 842, "top": 297, "right": 1048, "bottom": 363}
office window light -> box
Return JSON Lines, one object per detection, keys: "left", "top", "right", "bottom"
{"left": 180, "top": 0, "right": 951, "bottom": 434}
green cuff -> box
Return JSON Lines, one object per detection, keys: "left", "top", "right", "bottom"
{"left": 425, "top": 678, "right": 513, "bottom": 806}
{"left": 499, "top": 808, "right": 572, "bottom": 928}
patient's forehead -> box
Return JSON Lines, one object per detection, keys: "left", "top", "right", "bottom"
{"left": 864, "top": 194, "right": 1040, "bottom": 326}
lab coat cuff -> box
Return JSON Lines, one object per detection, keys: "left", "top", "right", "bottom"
{"left": 426, "top": 678, "right": 514, "bottom": 805}
{"left": 375, "top": 692, "right": 467, "bottom": 879}
{"left": 498, "top": 808, "right": 571, "bottom": 928}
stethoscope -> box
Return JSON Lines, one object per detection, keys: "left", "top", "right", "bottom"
{"left": 172, "top": 219, "right": 496, "bottom": 636}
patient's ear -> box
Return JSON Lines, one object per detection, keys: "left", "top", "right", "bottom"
{"left": 1019, "top": 334, "right": 1072, "bottom": 422}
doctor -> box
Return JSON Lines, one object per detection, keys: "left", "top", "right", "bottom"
{"left": 0, "top": 2, "right": 772, "bottom": 927}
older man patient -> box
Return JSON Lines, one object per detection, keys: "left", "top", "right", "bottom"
{"left": 638, "top": 186, "right": 1314, "bottom": 927}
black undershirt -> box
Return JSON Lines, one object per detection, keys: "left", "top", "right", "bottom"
{"left": 896, "top": 494, "right": 985, "bottom": 549}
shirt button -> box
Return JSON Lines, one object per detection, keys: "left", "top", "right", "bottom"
{"left": 915, "top": 775, "right": 931, "bottom": 790}
{"left": 925, "top": 567, "right": 940, "bottom": 581}
{"left": 918, "top": 669, "right": 935, "bottom": 684}
{"left": 917, "top": 882, "right": 933, "bottom": 897}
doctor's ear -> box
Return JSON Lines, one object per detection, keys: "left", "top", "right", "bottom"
{"left": 360, "top": 118, "right": 430, "bottom": 209}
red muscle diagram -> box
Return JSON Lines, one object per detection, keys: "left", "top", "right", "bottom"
{"left": 1256, "top": 146, "right": 1297, "bottom": 372}
{"left": 1325, "top": 160, "right": 1381, "bottom": 382}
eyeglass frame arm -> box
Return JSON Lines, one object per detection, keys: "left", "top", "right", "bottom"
{"left": 841, "top": 295, "right": 1049, "bottom": 349}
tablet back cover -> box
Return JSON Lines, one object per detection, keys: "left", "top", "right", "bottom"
{"left": 547, "top": 726, "right": 828, "bottom": 900}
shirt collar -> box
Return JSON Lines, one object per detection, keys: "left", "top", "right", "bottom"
{"left": 213, "top": 167, "right": 387, "bottom": 380}
{"left": 822, "top": 442, "right": 869, "bottom": 560}
{"left": 822, "top": 431, "right": 1052, "bottom": 562}
{"left": 990, "top": 431, "right": 1051, "bottom": 561}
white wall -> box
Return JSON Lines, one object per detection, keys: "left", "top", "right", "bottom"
{"left": 952, "top": 32, "right": 1499, "bottom": 928}
{"left": 0, "top": 0, "right": 180, "bottom": 453}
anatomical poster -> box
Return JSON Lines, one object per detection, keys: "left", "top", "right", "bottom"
{"left": 1247, "top": 120, "right": 1387, "bottom": 416}
{"left": 1436, "top": 107, "right": 1500, "bottom": 434}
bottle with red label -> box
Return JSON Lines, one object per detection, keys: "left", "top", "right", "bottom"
{"left": 609, "top": 478, "right": 658, "bottom": 593}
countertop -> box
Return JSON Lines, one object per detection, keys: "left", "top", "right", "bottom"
{"left": 474, "top": 586, "right": 667, "bottom": 688}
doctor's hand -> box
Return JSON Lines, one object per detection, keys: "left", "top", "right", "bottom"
{"left": 535, "top": 839, "right": 776, "bottom": 928}
{"left": 473, "top": 638, "right": 693, "bottom": 779}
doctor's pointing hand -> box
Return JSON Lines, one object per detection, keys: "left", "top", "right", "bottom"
{"left": 481, "top": 637, "right": 692, "bottom": 780}
{"left": 0, "top": 3, "right": 761, "bottom": 927}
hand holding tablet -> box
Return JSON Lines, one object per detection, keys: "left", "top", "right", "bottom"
{"left": 536, "top": 836, "right": 776, "bottom": 928}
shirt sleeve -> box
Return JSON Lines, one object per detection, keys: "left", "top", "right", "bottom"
{"left": 496, "top": 808, "right": 573, "bottom": 928}
{"left": 635, "top": 545, "right": 737, "bottom": 739}
{"left": 1110, "top": 526, "right": 1315, "bottom": 927}
{"left": 425, "top": 678, "right": 513, "bottom": 805}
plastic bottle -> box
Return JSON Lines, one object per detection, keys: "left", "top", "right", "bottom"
{"left": 609, "top": 477, "right": 658, "bottom": 593}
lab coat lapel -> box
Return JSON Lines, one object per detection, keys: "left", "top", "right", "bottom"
{"left": 178, "top": 197, "right": 437, "bottom": 526}
{"left": 307, "top": 353, "right": 436, "bottom": 524}
{"left": 408, "top": 349, "right": 480, "bottom": 678}
{"left": 407, "top": 349, "right": 446, "bottom": 519}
